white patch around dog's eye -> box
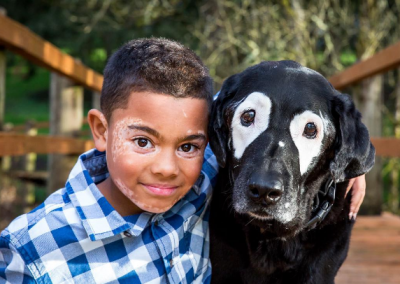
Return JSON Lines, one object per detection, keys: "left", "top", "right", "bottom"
{"left": 289, "top": 111, "right": 324, "bottom": 175}
{"left": 231, "top": 92, "right": 272, "bottom": 159}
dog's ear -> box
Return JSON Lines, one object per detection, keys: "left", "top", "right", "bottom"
{"left": 330, "top": 93, "right": 375, "bottom": 182}
{"left": 208, "top": 74, "right": 241, "bottom": 168}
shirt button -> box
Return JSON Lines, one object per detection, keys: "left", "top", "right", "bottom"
{"left": 170, "top": 258, "right": 174, "bottom": 267}
{"left": 154, "top": 220, "right": 159, "bottom": 226}
{"left": 124, "top": 231, "right": 132, "bottom": 237}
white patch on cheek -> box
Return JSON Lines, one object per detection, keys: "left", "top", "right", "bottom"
{"left": 289, "top": 111, "right": 324, "bottom": 175}
{"left": 279, "top": 141, "right": 285, "bottom": 147}
{"left": 231, "top": 92, "right": 272, "bottom": 159}
{"left": 110, "top": 118, "right": 142, "bottom": 163}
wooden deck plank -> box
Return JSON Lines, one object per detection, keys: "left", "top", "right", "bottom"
{"left": 336, "top": 213, "right": 400, "bottom": 284}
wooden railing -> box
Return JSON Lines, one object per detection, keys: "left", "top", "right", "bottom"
{"left": 0, "top": 15, "right": 103, "bottom": 92}
{"left": 0, "top": 14, "right": 100, "bottom": 163}
{"left": 327, "top": 40, "right": 400, "bottom": 159}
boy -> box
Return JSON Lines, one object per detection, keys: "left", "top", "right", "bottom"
{"left": 0, "top": 38, "right": 218, "bottom": 283}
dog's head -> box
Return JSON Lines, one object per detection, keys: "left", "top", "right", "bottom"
{"left": 209, "top": 60, "right": 375, "bottom": 237}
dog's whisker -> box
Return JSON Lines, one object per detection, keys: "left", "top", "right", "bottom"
{"left": 245, "top": 217, "right": 255, "bottom": 226}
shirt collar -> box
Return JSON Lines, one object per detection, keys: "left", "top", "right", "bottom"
{"left": 66, "top": 149, "right": 152, "bottom": 241}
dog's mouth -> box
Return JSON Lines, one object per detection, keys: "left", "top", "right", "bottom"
{"left": 247, "top": 211, "right": 274, "bottom": 221}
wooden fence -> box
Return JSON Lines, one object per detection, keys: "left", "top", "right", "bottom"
{"left": 0, "top": 13, "right": 400, "bottom": 189}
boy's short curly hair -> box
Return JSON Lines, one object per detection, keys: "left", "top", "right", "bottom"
{"left": 101, "top": 38, "right": 213, "bottom": 121}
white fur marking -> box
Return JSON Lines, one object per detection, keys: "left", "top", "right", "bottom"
{"left": 289, "top": 111, "right": 324, "bottom": 175}
{"left": 231, "top": 92, "right": 272, "bottom": 159}
{"left": 286, "top": 66, "right": 322, "bottom": 76}
{"left": 279, "top": 141, "right": 285, "bottom": 147}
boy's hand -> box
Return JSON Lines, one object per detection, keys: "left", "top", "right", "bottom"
{"left": 345, "top": 174, "right": 366, "bottom": 220}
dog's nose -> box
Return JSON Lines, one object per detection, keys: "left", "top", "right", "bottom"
{"left": 248, "top": 177, "right": 283, "bottom": 205}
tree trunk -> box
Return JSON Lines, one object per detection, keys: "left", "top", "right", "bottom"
{"left": 354, "top": 75, "right": 383, "bottom": 215}
{"left": 0, "top": 47, "right": 5, "bottom": 131}
{"left": 390, "top": 71, "right": 400, "bottom": 212}
{"left": 47, "top": 73, "right": 83, "bottom": 194}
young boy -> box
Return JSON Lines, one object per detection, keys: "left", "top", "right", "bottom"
{"left": 0, "top": 38, "right": 218, "bottom": 283}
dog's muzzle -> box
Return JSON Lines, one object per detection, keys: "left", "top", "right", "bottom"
{"left": 247, "top": 172, "right": 284, "bottom": 205}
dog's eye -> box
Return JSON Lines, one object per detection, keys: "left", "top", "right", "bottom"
{"left": 241, "top": 110, "right": 255, "bottom": 126}
{"left": 303, "top": 122, "right": 317, "bottom": 138}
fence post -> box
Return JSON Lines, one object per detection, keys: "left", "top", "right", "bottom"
{"left": 0, "top": 8, "right": 6, "bottom": 130}
{"left": 355, "top": 75, "right": 383, "bottom": 215}
{"left": 0, "top": 9, "right": 7, "bottom": 172}
{"left": 47, "top": 73, "right": 83, "bottom": 194}
{"left": 23, "top": 121, "right": 37, "bottom": 211}
{"left": 0, "top": 47, "right": 5, "bottom": 132}
{"left": 390, "top": 71, "right": 400, "bottom": 212}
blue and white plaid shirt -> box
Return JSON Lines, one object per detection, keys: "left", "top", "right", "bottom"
{"left": 0, "top": 147, "right": 218, "bottom": 284}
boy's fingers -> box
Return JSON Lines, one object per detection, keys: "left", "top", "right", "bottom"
{"left": 345, "top": 178, "right": 356, "bottom": 198}
{"left": 348, "top": 175, "right": 366, "bottom": 220}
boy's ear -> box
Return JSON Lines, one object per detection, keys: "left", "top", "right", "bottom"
{"left": 88, "top": 109, "right": 108, "bottom": 152}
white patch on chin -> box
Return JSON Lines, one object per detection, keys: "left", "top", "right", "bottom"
{"left": 231, "top": 92, "right": 272, "bottom": 159}
{"left": 289, "top": 111, "right": 324, "bottom": 175}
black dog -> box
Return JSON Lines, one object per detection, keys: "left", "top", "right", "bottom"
{"left": 208, "top": 61, "right": 375, "bottom": 284}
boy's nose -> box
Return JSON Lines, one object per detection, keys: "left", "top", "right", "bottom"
{"left": 150, "top": 149, "right": 179, "bottom": 177}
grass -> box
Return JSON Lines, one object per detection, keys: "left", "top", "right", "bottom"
{"left": 4, "top": 65, "right": 93, "bottom": 131}
{"left": 5, "top": 67, "right": 50, "bottom": 125}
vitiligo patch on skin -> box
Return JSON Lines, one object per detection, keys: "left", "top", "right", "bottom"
{"left": 231, "top": 92, "right": 272, "bottom": 159}
{"left": 115, "top": 179, "right": 180, "bottom": 213}
{"left": 289, "top": 111, "right": 324, "bottom": 175}
{"left": 110, "top": 117, "right": 144, "bottom": 163}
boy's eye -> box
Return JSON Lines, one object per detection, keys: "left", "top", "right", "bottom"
{"left": 179, "top": 144, "right": 196, "bottom": 153}
{"left": 134, "top": 138, "right": 153, "bottom": 148}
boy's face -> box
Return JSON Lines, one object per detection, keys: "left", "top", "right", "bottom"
{"left": 97, "top": 92, "right": 208, "bottom": 214}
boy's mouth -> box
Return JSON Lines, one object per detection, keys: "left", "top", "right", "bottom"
{"left": 142, "top": 183, "right": 179, "bottom": 196}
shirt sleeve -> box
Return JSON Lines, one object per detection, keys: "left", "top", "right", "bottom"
{"left": 0, "top": 237, "right": 36, "bottom": 283}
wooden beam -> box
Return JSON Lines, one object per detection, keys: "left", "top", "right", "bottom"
{"left": 329, "top": 41, "right": 400, "bottom": 90}
{"left": 0, "top": 15, "right": 103, "bottom": 92}
{"left": 0, "top": 134, "right": 398, "bottom": 158}
{"left": 371, "top": 137, "right": 400, "bottom": 158}
{"left": 11, "top": 117, "right": 88, "bottom": 132}
{"left": 0, "top": 133, "right": 94, "bottom": 156}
